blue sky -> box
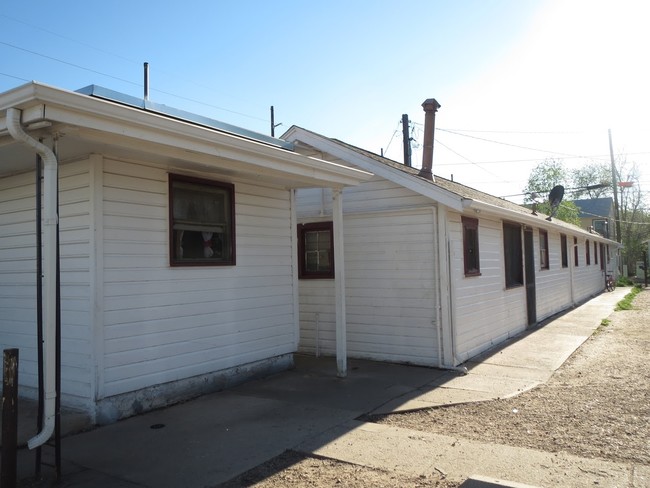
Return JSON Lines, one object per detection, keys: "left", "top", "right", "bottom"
{"left": 2, "top": 1, "right": 648, "bottom": 202}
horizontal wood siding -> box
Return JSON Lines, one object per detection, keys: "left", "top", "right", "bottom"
{"left": 450, "top": 213, "right": 527, "bottom": 361}
{"left": 534, "top": 229, "right": 573, "bottom": 320}
{"left": 296, "top": 177, "right": 433, "bottom": 219}
{"left": 0, "top": 162, "right": 93, "bottom": 406}
{"left": 298, "top": 193, "right": 439, "bottom": 366}
{"left": 102, "top": 159, "right": 296, "bottom": 398}
{"left": 451, "top": 211, "right": 609, "bottom": 362}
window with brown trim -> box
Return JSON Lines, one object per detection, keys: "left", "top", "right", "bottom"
{"left": 503, "top": 222, "right": 523, "bottom": 288}
{"left": 560, "top": 234, "right": 568, "bottom": 268}
{"left": 586, "top": 239, "right": 591, "bottom": 265}
{"left": 574, "top": 237, "right": 579, "bottom": 266}
{"left": 169, "top": 174, "right": 235, "bottom": 266}
{"left": 298, "top": 222, "right": 334, "bottom": 279}
{"left": 462, "top": 216, "right": 480, "bottom": 276}
{"left": 539, "top": 229, "right": 549, "bottom": 270}
{"left": 594, "top": 241, "right": 598, "bottom": 265}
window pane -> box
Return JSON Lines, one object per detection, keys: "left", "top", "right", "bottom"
{"left": 304, "top": 230, "right": 332, "bottom": 272}
{"left": 503, "top": 223, "right": 523, "bottom": 288}
{"left": 298, "top": 223, "right": 334, "bottom": 279}
{"left": 170, "top": 175, "right": 234, "bottom": 265}
{"left": 462, "top": 217, "right": 480, "bottom": 276}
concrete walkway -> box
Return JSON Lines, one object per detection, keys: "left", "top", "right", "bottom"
{"left": 5, "top": 287, "right": 646, "bottom": 487}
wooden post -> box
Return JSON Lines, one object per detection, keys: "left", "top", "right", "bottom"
{"left": 1, "top": 348, "right": 19, "bottom": 488}
{"left": 332, "top": 189, "right": 347, "bottom": 377}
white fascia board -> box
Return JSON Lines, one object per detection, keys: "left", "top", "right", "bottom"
{"left": 0, "top": 83, "right": 372, "bottom": 188}
{"left": 284, "top": 127, "right": 464, "bottom": 212}
{"left": 463, "top": 198, "right": 620, "bottom": 246}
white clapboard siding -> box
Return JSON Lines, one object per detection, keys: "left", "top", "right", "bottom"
{"left": 296, "top": 176, "right": 433, "bottom": 219}
{"left": 101, "top": 159, "right": 296, "bottom": 398}
{"left": 449, "top": 213, "right": 528, "bottom": 362}
{"left": 299, "top": 206, "right": 439, "bottom": 366}
{"left": 0, "top": 161, "right": 94, "bottom": 406}
{"left": 451, "top": 212, "right": 610, "bottom": 363}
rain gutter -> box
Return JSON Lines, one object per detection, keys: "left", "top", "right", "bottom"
{"left": 6, "top": 107, "right": 58, "bottom": 449}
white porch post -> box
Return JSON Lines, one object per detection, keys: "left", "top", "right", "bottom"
{"left": 332, "top": 188, "right": 347, "bottom": 377}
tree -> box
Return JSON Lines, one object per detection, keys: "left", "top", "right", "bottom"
{"left": 523, "top": 159, "right": 567, "bottom": 204}
{"left": 616, "top": 160, "right": 650, "bottom": 274}
{"left": 571, "top": 162, "right": 612, "bottom": 199}
{"left": 523, "top": 159, "right": 581, "bottom": 225}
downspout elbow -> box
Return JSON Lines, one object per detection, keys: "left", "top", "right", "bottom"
{"left": 6, "top": 107, "right": 58, "bottom": 449}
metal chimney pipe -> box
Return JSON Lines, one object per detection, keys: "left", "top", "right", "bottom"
{"left": 402, "top": 114, "right": 411, "bottom": 167}
{"left": 418, "top": 98, "right": 441, "bottom": 181}
{"left": 144, "top": 62, "right": 150, "bottom": 101}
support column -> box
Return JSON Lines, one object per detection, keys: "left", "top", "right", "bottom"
{"left": 332, "top": 189, "right": 347, "bottom": 377}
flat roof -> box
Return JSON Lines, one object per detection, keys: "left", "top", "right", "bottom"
{"left": 75, "top": 85, "right": 294, "bottom": 151}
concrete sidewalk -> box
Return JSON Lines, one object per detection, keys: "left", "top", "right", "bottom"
{"left": 5, "top": 287, "right": 642, "bottom": 487}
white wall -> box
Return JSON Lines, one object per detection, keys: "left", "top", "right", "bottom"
{"left": 0, "top": 161, "right": 94, "bottom": 409}
{"left": 0, "top": 154, "right": 300, "bottom": 411}
{"left": 450, "top": 211, "right": 609, "bottom": 363}
{"left": 100, "top": 157, "right": 297, "bottom": 399}
{"left": 449, "top": 213, "right": 527, "bottom": 362}
{"left": 297, "top": 180, "right": 440, "bottom": 366}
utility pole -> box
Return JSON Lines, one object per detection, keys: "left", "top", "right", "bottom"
{"left": 402, "top": 114, "right": 411, "bottom": 167}
{"left": 608, "top": 129, "right": 621, "bottom": 242}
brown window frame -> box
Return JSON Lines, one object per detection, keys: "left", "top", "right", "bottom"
{"left": 298, "top": 221, "right": 335, "bottom": 279}
{"left": 539, "top": 229, "right": 549, "bottom": 270}
{"left": 594, "top": 241, "right": 598, "bottom": 265}
{"left": 462, "top": 216, "right": 481, "bottom": 277}
{"left": 503, "top": 222, "right": 523, "bottom": 289}
{"left": 169, "top": 173, "right": 236, "bottom": 267}
{"left": 586, "top": 239, "right": 591, "bottom": 265}
{"left": 560, "top": 234, "right": 568, "bottom": 268}
{"left": 574, "top": 237, "right": 579, "bottom": 266}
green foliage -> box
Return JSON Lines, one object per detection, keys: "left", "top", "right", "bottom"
{"left": 523, "top": 159, "right": 567, "bottom": 204}
{"left": 533, "top": 200, "right": 581, "bottom": 225}
{"left": 616, "top": 275, "right": 635, "bottom": 287}
{"left": 615, "top": 286, "right": 642, "bottom": 311}
{"left": 571, "top": 163, "right": 612, "bottom": 199}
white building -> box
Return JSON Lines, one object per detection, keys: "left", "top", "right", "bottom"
{"left": 284, "top": 121, "right": 620, "bottom": 369}
{"left": 0, "top": 83, "right": 370, "bottom": 435}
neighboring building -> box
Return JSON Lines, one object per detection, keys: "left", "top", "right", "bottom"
{"left": 573, "top": 197, "right": 614, "bottom": 238}
{"left": 283, "top": 121, "right": 620, "bottom": 369}
{"left": 0, "top": 82, "right": 370, "bottom": 431}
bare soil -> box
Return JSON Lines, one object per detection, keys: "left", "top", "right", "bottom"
{"left": 220, "top": 288, "right": 649, "bottom": 487}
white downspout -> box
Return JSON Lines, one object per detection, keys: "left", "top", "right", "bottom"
{"left": 6, "top": 108, "right": 58, "bottom": 449}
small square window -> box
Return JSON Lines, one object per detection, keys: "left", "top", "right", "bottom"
{"left": 298, "top": 222, "right": 334, "bottom": 279}
{"left": 462, "top": 217, "right": 480, "bottom": 276}
{"left": 169, "top": 174, "right": 235, "bottom": 266}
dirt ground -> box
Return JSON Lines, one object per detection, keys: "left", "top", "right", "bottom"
{"left": 221, "top": 288, "right": 649, "bottom": 487}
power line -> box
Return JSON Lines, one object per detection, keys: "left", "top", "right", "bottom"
{"left": 0, "top": 40, "right": 139, "bottom": 86}
{"left": 437, "top": 127, "right": 597, "bottom": 160}
{"left": 0, "top": 39, "right": 268, "bottom": 123}
{"left": 0, "top": 72, "right": 30, "bottom": 83}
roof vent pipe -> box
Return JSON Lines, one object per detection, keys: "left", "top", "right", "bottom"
{"left": 144, "top": 62, "right": 150, "bottom": 101}
{"left": 402, "top": 114, "right": 411, "bottom": 167}
{"left": 418, "top": 98, "right": 441, "bottom": 181}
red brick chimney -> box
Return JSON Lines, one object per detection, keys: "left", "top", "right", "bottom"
{"left": 418, "top": 98, "right": 441, "bottom": 181}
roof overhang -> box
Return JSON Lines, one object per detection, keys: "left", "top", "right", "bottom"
{"left": 0, "top": 83, "right": 372, "bottom": 188}
{"left": 283, "top": 126, "right": 464, "bottom": 211}
{"left": 462, "top": 198, "right": 622, "bottom": 246}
